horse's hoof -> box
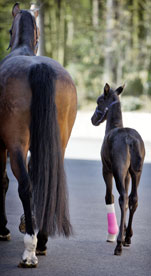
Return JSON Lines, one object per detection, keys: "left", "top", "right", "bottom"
{"left": 0, "top": 232, "right": 11, "bottom": 241}
{"left": 18, "top": 256, "right": 38, "bottom": 268}
{"left": 18, "top": 261, "right": 37, "bottom": 268}
{"left": 0, "top": 227, "right": 11, "bottom": 241}
{"left": 36, "top": 248, "right": 47, "bottom": 255}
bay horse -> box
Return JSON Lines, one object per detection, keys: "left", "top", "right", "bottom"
{"left": 91, "top": 83, "right": 145, "bottom": 256}
{"left": 0, "top": 3, "right": 77, "bottom": 267}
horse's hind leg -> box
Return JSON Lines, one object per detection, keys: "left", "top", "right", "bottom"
{"left": 124, "top": 171, "right": 141, "bottom": 246}
{"left": 36, "top": 230, "right": 48, "bottom": 255}
{"left": 0, "top": 142, "right": 10, "bottom": 240}
{"left": 103, "top": 169, "right": 118, "bottom": 242}
{"left": 9, "top": 149, "right": 38, "bottom": 267}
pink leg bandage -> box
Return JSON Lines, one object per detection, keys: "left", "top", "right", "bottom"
{"left": 106, "top": 204, "right": 119, "bottom": 242}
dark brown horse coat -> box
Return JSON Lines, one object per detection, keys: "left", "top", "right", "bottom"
{"left": 0, "top": 55, "right": 77, "bottom": 156}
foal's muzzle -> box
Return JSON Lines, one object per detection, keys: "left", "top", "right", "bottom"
{"left": 91, "top": 107, "right": 108, "bottom": 126}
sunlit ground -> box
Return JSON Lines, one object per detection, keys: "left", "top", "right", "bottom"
{"left": 65, "top": 111, "right": 151, "bottom": 163}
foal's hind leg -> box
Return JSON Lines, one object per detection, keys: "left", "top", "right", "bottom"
{"left": 123, "top": 172, "right": 130, "bottom": 239}
{"left": 9, "top": 149, "right": 38, "bottom": 267}
{"left": 103, "top": 169, "right": 118, "bottom": 242}
{"left": 124, "top": 171, "right": 141, "bottom": 246}
{"left": 0, "top": 143, "right": 10, "bottom": 240}
{"left": 113, "top": 170, "right": 127, "bottom": 255}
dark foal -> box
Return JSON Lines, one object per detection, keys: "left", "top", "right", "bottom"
{"left": 0, "top": 3, "right": 77, "bottom": 267}
{"left": 91, "top": 83, "right": 145, "bottom": 256}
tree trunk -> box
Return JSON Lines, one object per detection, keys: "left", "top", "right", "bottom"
{"left": 92, "top": 0, "right": 99, "bottom": 27}
{"left": 37, "top": 0, "right": 46, "bottom": 56}
{"left": 103, "top": 0, "right": 114, "bottom": 83}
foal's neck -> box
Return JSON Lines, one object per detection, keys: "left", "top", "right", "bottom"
{"left": 105, "top": 102, "right": 123, "bottom": 135}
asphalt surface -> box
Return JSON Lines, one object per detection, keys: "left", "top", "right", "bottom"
{"left": 0, "top": 158, "right": 150, "bottom": 276}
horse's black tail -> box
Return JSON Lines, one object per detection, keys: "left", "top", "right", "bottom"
{"left": 28, "top": 63, "right": 72, "bottom": 237}
{"left": 126, "top": 135, "right": 144, "bottom": 172}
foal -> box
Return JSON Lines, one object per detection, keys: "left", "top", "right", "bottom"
{"left": 91, "top": 83, "right": 145, "bottom": 255}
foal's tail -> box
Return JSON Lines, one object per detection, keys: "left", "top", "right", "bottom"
{"left": 28, "top": 63, "right": 72, "bottom": 237}
{"left": 126, "top": 135, "right": 144, "bottom": 172}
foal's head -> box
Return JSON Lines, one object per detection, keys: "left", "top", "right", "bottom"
{"left": 91, "top": 83, "right": 124, "bottom": 126}
{"left": 8, "top": 3, "right": 39, "bottom": 54}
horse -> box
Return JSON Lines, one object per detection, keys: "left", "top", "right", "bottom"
{"left": 0, "top": 3, "right": 77, "bottom": 267}
{"left": 91, "top": 83, "right": 145, "bottom": 256}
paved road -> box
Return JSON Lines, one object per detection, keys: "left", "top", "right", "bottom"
{"left": 0, "top": 157, "right": 151, "bottom": 276}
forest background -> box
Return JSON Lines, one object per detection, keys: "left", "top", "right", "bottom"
{"left": 0, "top": 0, "right": 151, "bottom": 111}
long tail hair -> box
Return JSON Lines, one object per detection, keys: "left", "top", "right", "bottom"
{"left": 28, "top": 63, "right": 72, "bottom": 237}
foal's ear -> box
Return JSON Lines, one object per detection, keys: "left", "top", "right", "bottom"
{"left": 104, "top": 83, "right": 110, "bottom": 96}
{"left": 115, "top": 84, "right": 125, "bottom": 95}
{"left": 12, "top": 3, "right": 20, "bottom": 17}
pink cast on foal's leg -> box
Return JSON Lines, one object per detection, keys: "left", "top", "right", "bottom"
{"left": 106, "top": 204, "right": 119, "bottom": 242}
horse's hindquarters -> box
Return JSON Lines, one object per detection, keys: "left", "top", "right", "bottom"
{"left": 55, "top": 78, "right": 77, "bottom": 155}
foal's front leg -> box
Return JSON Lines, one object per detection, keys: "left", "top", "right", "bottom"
{"left": 10, "top": 150, "right": 38, "bottom": 267}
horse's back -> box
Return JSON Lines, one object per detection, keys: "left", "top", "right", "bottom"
{"left": 0, "top": 55, "right": 75, "bottom": 88}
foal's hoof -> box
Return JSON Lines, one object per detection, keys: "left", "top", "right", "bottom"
{"left": 114, "top": 245, "right": 122, "bottom": 256}
{"left": 107, "top": 233, "right": 116, "bottom": 243}
{"left": 0, "top": 228, "right": 11, "bottom": 241}
{"left": 123, "top": 237, "right": 131, "bottom": 247}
